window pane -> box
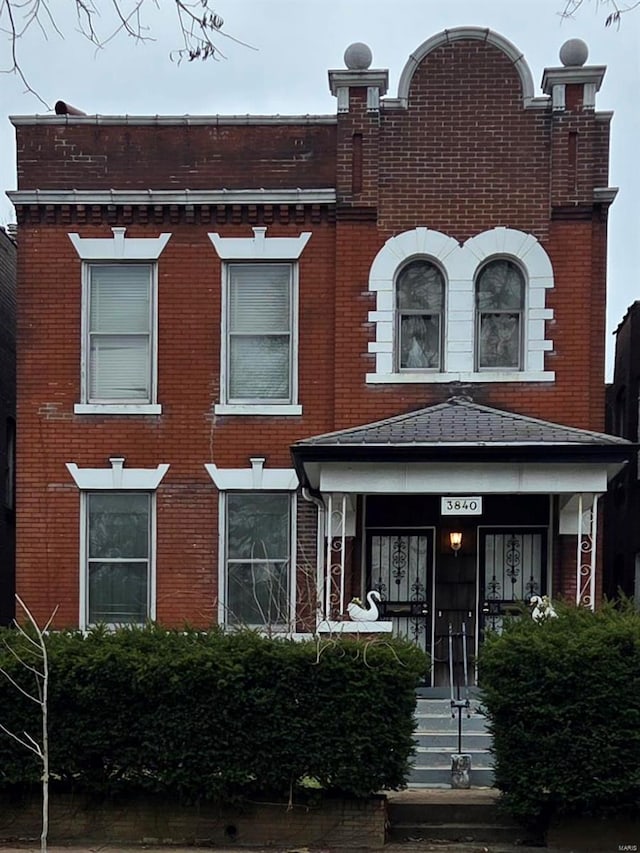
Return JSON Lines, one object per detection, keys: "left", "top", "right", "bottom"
{"left": 478, "top": 313, "right": 521, "bottom": 368}
{"left": 89, "top": 335, "right": 150, "bottom": 400}
{"left": 229, "top": 265, "right": 291, "bottom": 334}
{"left": 399, "top": 315, "right": 441, "bottom": 369}
{"left": 227, "top": 493, "right": 290, "bottom": 560}
{"left": 89, "top": 266, "right": 151, "bottom": 334}
{"left": 396, "top": 261, "right": 444, "bottom": 310}
{"left": 88, "top": 561, "right": 148, "bottom": 623}
{"left": 229, "top": 336, "right": 290, "bottom": 400}
{"left": 88, "top": 493, "right": 150, "bottom": 559}
{"left": 227, "top": 560, "right": 289, "bottom": 626}
{"left": 476, "top": 260, "right": 524, "bottom": 311}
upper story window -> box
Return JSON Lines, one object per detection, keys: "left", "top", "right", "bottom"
{"left": 396, "top": 260, "right": 445, "bottom": 371}
{"left": 68, "top": 228, "right": 170, "bottom": 415}
{"left": 227, "top": 264, "right": 293, "bottom": 403}
{"left": 209, "top": 227, "right": 311, "bottom": 416}
{"left": 366, "top": 226, "right": 554, "bottom": 385}
{"left": 475, "top": 259, "right": 525, "bottom": 370}
{"left": 87, "top": 264, "right": 154, "bottom": 402}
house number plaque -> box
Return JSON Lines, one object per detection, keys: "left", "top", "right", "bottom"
{"left": 440, "top": 496, "right": 483, "bottom": 516}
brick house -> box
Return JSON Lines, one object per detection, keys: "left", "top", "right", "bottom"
{"left": 0, "top": 226, "right": 15, "bottom": 625}
{"left": 9, "top": 27, "right": 631, "bottom": 688}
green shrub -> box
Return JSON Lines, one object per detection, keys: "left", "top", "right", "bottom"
{"left": 479, "top": 602, "right": 640, "bottom": 831}
{"left": 0, "top": 627, "right": 426, "bottom": 802}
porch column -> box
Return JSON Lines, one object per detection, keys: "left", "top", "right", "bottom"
{"left": 323, "top": 493, "right": 355, "bottom": 619}
{"left": 576, "top": 493, "right": 601, "bottom": 610}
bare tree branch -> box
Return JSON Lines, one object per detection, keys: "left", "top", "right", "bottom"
{"left": 560, "top": 0, "right": 640, "bottom": 27}
{"left": 1, "top": 0, "right": 255, "bottom": 105}
{"left": 0, "top": 596, "right": 59, "bottom": 853}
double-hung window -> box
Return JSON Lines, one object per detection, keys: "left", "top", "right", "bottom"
{"left": 226, "top": 264, "right": 293, "bottom": 404}
{"left": 224, "top": 492, "right": 292, "bottom": 628}
{"left": 475, "top": 259, "right": 525, "bottom": 370}
{"left": 396, "top": 260, "right": 445, "bottom": 371}
{"left": 86, "top": 264, "right": 154, "bottom": 403}
{"left": 85, "top": 491, "right": 151, "bottom": 625}
{"left": 69, "top": 228, "right": 169, "bottom": 415}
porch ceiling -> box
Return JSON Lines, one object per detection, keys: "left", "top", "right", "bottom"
{"left": 291, "top": 398, "right": 634, "bottom": 493}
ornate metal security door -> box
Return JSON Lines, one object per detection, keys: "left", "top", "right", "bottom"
{"left": 367, "top": 531, "right": 433, "bottom": 656}
{"left": 481, "top": 528, "right": 547, "bottom": 633}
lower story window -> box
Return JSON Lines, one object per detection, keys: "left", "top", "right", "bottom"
{"left": 225, "top": 492, "right": 291, "bottom": 628}
{"left": 86, "top": 492, "right": 151, "bottom": 624}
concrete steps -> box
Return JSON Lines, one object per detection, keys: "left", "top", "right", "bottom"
{"left": 387, "top": 789, "right": 522, "bottom": 845}
{"left": 408, "top": 697, "right": 495, "bottom": 788}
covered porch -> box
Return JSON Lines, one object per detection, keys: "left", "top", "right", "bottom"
{"left": 292, "top": 398, "right": 631, "bottom": 688}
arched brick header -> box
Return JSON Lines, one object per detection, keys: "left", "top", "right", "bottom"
{"left": 397, "top": 27, "right": 535, "bottom": 108}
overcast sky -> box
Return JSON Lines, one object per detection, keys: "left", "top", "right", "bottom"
{"left": 1, "top": 0, "right": 638, "bottom": 378}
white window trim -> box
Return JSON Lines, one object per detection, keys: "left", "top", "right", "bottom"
{"left": 209, "top": 228, "right": 309, "bottom": 416}
{"left": 68, "top": 457, "right": 169, "bottom": 631}
{"left": 66, "top": 457, "right": 170, "bottom": 490}
{"left": 208, "top": 227, "right": 311, "bottom": 260}
{"left": 205, "top": 457, "right": 299, "bottom": 491}
{"left": 366, "top": 226, "right": 555, "bottom": 384}
{"left": 207, "top": 458, "right": 298, "bottom": 629}
{"left": 69, "top": 228, "right": 170, "bottom": 415}
{"left": 68, "top": 228, "right": 171, "bottom": 261}
{"left": 213, "top": 403, "right": 303, "bottom": 417}
{"left": 74, "top": 403, "right": 163, "bottom": 416}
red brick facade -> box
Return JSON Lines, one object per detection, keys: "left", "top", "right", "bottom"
{"left": 11, "top": 29, "right": 619, "bottom": 639}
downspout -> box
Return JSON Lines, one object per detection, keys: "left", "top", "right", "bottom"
{"left": 302, "top": 487, "right": 326, "bottom": 627}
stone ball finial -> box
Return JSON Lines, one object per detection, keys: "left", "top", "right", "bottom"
{"left": 344, "top": 42, "right": 373, "bottom": 70}
{"left": 559, "top": 38, "right": 589, "bottom": 67}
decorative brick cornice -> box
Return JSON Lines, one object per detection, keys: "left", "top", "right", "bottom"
{"left": 13, "top": 201, "right": 336, "bottom": 227}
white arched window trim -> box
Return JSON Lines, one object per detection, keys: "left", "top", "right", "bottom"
{"left": 366, "top": 226, "right": 555, "bottom": 384}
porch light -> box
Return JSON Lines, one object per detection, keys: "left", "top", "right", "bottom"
{"left": 449, "top": 531, "right": 463, "bottom": 556}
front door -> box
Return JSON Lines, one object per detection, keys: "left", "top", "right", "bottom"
{"left": 367, "top": 531, "right": 433, "bottom": 662}
{"left": 433, "top": 549, "right": 477, "bottom": 689}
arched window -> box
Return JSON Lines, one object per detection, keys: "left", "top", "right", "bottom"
{"left": 396, "top": 260, "right": 445, "bottom": 371}
{"left": 475, "top": 260, "right": 525, "bottom": 370}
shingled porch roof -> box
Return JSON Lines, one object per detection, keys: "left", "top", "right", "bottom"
{"left": 291, "top": 399, "right": 633, "bottom": 490}
{"left": 294, "top": 397, "right": 630, "bottom": 448}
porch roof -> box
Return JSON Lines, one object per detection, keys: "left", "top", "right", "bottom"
{"left": 294, "top": 398, "right": 630, "bottom": 448}
{"left": 291, "top": 398, "right": 633, "bottom": 492}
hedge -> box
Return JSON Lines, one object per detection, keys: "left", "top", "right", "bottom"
{"left": 479, "top": 602, "right": 640, "bottom": 831}
{"left": 0, "top": 626, "right": 426, "bottom": 802}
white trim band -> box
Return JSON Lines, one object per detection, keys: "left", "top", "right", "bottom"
{"left": 10, "top": 114, "right": 337, "bottom": 127}
{"left": 8, "top": 189, "right": 337, "bottom": 206}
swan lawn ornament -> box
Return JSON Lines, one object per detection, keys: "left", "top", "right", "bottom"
{"left": 530, "top": 594, "right": 558, "bottom": 623}
{"left": 347, "top": 590, "right": 382, "bottom": 622}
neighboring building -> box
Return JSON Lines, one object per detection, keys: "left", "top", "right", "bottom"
{"left": 0, "top": 225, "right": 16, "bottom": 625}
{"left": 604, "top": 302, "right": 640, "bottom": 603}
{"left": 9, "top": 28, "right": 631, "bottom": 688}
